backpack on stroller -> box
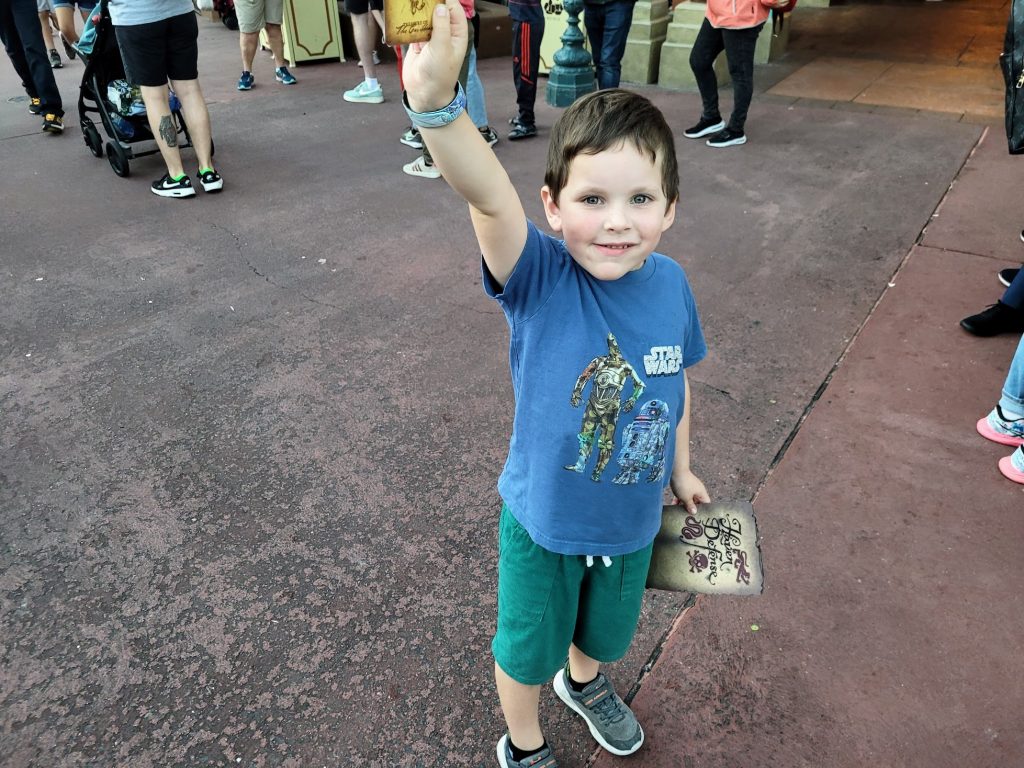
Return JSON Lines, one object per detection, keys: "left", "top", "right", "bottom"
{"left": 76, "top": 0, "right": 207, "bottom": 177}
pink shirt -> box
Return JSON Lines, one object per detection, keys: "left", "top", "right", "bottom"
{"left": 705, "top": 0, "right": 770, "bottom": 29}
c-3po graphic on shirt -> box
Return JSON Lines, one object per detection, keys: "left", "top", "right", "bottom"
{"left": 564, "top": 333, "right": 646, "bottom": 482}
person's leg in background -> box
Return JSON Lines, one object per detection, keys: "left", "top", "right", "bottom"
{"left": 583, "top": 1, "right": 606, "bottom": 87}
{"left": 343, "top": 0, "right": 384, "bottom": 104}
{"left": 52, "top": 0, "right": 77, "bottom": 46}
{"left": 684, "top": 18, "right": 724, "bottom": 137}
{"left": 466, "top": 16, "right": 497, "bottom": 146}
{"left": 37, "top": 0, "right": 60, "bottom": 67}
{"left": 591, "top": 0, "right": 633, "bottom": 89}
{"left": 2, "top": 0, "right": 63, "bottom": 131}
{"left": 720, "top": 23, "right": 762, "bottom": 134}
{"left": 261, "top": 0, "right": 294, "bottom": 84}
{"left": 236, "top": 0, "right": 265, "bottom": 89}
{"left": 509, "top": 17, "right": 541, "bottom": 139}
{"left": 961, "top": 266, "right": 1024, "bottom": 336}
{"left": 976, "top": 334, "right": 1024, "bottom": 484}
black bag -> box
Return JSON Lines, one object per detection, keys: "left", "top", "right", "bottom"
{"left": 1002, "top": 0, "right": 1024, "bottom": 154}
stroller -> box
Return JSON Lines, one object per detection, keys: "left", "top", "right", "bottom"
{"left": 76, "top": 0, "right": 206, "bottom": 177}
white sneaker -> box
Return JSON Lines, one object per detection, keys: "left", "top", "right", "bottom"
{"left": 343, "top": 80, "right": 383, "bottom": 104}
{"left": 402, "top": 156, "right": 441, "bottom": 179}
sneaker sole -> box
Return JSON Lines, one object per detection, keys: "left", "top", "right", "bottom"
{"left": 42, "top": 124, "right": 64, "bottom": 134}
{"left": 552, "top": 670, "right": 643, "bottom": 756}
{"left": 976, "top": 416, "right": 1024, "bottom": 447}
{"left": 707, "top": 135, "right": 747, "bottom": 148}
{"left": 507, "top": 131, "right": 537, "bottom": 141}
{"left": 998, "top": 454, "right": 1024, "bottom": 484}
{"left": 683, "top": 121, "right": 725, "bottom": 139}
{"left": 151, "top": 187, "right": 196, "bottom": 198}
{"left": 402, "top": 166, "right": 440, "bottom": 179}
{"left": 200, "top": 182, "right": 224, "bottom": 193}
{"left": 343, "top": 95, "right": 384, "bottom": 104}
{"left": 276, "top": 78, "right": 297, "bottom": 85}
{"left": 399, "top": 138, "right": 424, "bottom": 149}
{"left": 496, "top": 735, "right": 511, "bottom": 768}
{"left": 238, "top": 84, "right": 253, "bottom": 90}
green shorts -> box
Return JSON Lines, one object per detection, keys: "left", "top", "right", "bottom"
{"left": 491, "top": 504, "right": 654, "bottom": 686}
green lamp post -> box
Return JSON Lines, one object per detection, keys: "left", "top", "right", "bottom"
{"left": 545, "top": 0, "right": 595, "bottom": 107}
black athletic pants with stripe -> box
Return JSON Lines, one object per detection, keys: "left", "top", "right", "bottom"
{"left": 512, "top": 18, "right": 543, "bottom": 127}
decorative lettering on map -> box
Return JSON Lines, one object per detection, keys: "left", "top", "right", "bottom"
{"left": 678, "top": 514, "right": 751, "bottom": 586}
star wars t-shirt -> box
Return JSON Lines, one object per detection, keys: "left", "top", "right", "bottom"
{"left": 484, "top": 220, "right": 706, "bottom": 556}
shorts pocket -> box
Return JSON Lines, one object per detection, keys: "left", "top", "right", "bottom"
{"left": 497, "top": 510, "right": 559, "bottom": 623}
{"left": 619, "top": 542, "right": 654, "bottom": 602}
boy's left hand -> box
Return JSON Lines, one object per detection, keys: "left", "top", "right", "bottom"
{"left": 670, "top": 469, "right": 710, "bottom": 515}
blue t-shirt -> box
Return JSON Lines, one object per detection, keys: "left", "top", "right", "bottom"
{"left": 484, "top": 221, "right": 706, "bottom": 557}
{"left": 109, "top": 0, "right": 194, "bottom": 26}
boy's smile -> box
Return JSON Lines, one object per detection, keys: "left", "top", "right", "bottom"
{"left": 541, "top": 142, "right": 677, "bottom": 282}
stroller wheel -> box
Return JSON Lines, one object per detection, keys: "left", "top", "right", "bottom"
{"left": 82, "top": 122, "right": 103, "bottom": 158}
{"left": 106, "top": 141, "right": 130, "bottom": 178}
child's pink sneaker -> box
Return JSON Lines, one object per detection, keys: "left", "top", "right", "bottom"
{"left": 998, "top": 446, "right": 1024, "bottom": 485}
{"left": 976, "top": 406, "right": 1024, "bottom": 446}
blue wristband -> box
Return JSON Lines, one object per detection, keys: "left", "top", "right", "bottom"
{"left": 403, "top": 83, "right": 467, "bottom": 129}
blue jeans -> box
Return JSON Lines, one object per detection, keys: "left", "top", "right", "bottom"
{"left": 0, "top": 0, "right": 63, "bottom": 115}
{"left": 584, "top": 0, "right": 634, "bottom": 90}
{"left": 1001, "top": 265, "right": 1024, "bottom": 309}
{"left": 1000, "top": 334, "right": 1024, "bottom": 415}
{"left": 467, "top": 46, "right": 488, "bottom": 129}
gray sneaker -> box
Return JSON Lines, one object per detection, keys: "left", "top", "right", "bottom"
{"left": 552, "top": 668, "right": 643, "bottom": 756}
{"left": 496, "top": 734, "right": 558, "bottom": 767}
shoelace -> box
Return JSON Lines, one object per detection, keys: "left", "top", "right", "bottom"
{"left": 587, "top": 682, "right": 627, "bottom": 725}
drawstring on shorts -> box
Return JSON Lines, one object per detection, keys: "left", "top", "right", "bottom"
{"left": 585, "top": 555, "right": 613, "bottom": 568}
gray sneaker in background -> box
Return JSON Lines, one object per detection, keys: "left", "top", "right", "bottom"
{"left": 496, "top": 734, "right": 559, "bottom": 767}
{"left": 552, "top": 668, "right": 643, "bottom": 756}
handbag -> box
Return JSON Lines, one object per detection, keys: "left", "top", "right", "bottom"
{"left": 1002, "top": 0, "right": 1024, "bottom": 154}
{"left": 646, "top": 501, "right": 764, "bottom": 595}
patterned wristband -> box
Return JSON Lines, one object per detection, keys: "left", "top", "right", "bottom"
{"left": 403, "top": 84, "right": 467, "bottom": 129}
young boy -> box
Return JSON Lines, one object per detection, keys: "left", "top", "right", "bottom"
{"left": 402, "top": 3, "right": 710, "bottom": 765}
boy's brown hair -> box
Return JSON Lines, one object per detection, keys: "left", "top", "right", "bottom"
{"left": 543, "top": 89, "right": 679, "bottom": 206}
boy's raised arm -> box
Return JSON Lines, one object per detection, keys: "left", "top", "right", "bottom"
{"left": 403, "top": 0, "right": 527, "bottom": 287}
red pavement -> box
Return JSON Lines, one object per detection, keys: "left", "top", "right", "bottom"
{"left": 2, "top": 17, "right": 1022, "bottom": 768}
{"left": 594, "top": 128, "right": 1024, "bottom": 767}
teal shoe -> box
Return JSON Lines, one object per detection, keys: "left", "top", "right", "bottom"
{"left": 275, "top": 66, "right": 297, "bottom": 85}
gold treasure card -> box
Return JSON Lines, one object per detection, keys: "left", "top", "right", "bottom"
{"left": 384, "top": 0, "right": 444, "bottom": 45}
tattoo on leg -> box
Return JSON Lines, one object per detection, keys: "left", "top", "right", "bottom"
{"left": 159, "top": 115, "right": 177, "bottom": 147}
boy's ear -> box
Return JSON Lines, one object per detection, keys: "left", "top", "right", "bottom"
{"left": 540, "top": 185, "right": 563, "bottom": 233}
{"left": 661, "top": 198, "right": 677, "bottom": 232}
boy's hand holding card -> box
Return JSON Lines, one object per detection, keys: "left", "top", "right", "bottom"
{"left": 400, "top": 0, "right": 468, "bottom": 112}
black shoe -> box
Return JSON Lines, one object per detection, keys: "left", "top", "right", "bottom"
{"left": 683, "top": 116, "right": 724, "bottom": 139}
{"left": 706, "top": 127, "right": 747, "bottom": 148}
{"left": 960, "top": 301, "right": 1024, "bottom": 337}
{"left": 999, "top": 267, "right": 1020, "bottom": 288}
{"left": 49, "top": 49, "right": 62, "bottom": 68}
{"left": 42, "top": 113, "right": 64, "bottom": 134}
{"left": 196, "top": 168, "right": 224, "bottom": 193}
{"left": 508, "top": 122, "right": 537, "bottom": 140}
{"left": 61, "top": 34, "right": 76, "bottom": 60}
{"left": 28, "top": 97, "right": 41, "bottom": 115}
{"left": 151, "top": 173, "right": 196, "bottom": 198}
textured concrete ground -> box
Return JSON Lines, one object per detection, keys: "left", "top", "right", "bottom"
{"left": 0, "top": 13, "right": 1015, "bottom": 768}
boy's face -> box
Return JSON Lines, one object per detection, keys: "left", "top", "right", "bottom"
{"left": 541, "top": 142, "right": 676, "bottom": 282}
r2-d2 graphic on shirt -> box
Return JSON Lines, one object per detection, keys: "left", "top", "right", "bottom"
{"left": 611, "top": 399, "right": 671, "bottom": 485}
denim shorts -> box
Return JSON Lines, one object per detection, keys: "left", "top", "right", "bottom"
{"left": 52, "top": 0, "right": 96, "bottom": 9}
{"left": 491, "top": 504, "right": 653, "bottom": 685}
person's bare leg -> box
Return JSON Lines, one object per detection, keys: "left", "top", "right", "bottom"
{"left": 139, "top": 84, "right": 185, "bottom": 178}
{"left": 38, "top": 12, "right": 56, "bottom": 50}
{"left": 370, "top": 8, "right": 384, "bottom": 41}
{"left": 264, "top": 23, "right": 285, "bottom": 68}
{"left": 350, "top": 12, "right": 377, "bottom": 80}
{"left": 239, "top": 29, "right": 258, "bottom": 72}
{"left": 567, "top": 643, "right": 600, "bottom": 684}
{"left": 54, "top": 5, "right": 77, "bottom": 44}
{"left": 170, "top": 78, "right": 213, "bottom": 170}
{"left": 494, "top": 663, "right": 545, "bottom": 753}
